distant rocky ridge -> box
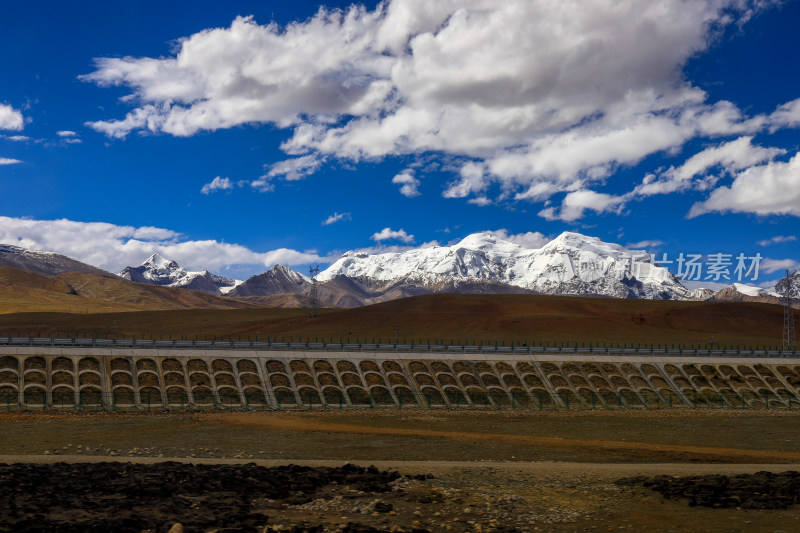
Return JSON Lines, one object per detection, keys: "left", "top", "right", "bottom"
{"left": 708, "top": 283, "right": 781, "bottom": 304}
{"left": 227, "top": 264, "right": 310, "bottom": 297}
{"left": 0, "top": 244, "right": 116, "bottom": 278}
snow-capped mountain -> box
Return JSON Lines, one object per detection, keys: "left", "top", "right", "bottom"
{"left": 775, "top": 271, "right": 800, "bottom": 299}
{"left": 0, "top": 244, "right": 115, "bottom": 277}
{"left": 227, "top": 264, "right": 311, "bottom": 297}
{"left": 119, "top": 253, "right": 241, "bottom": 296}
{"left": 708, "top": 283, "right": 782, "bottom": 305}
{"left": 317, "top": 231, "right": 696, "bottom": 300}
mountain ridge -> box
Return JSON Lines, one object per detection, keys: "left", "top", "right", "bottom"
{"left": 119, "top": 253, "right": 241, "bottom": 296}
{"left": 316, "top": 231, "right": 696, "bottom": 302}
{"left": 3, "top": 232, "right": 794, "bottom": 309}
{"left": 228, "top": 264, "right": 310, "bottom": 297}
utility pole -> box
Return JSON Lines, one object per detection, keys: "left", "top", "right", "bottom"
{"left": 308, "top": 265, "right": 320, "bottom": 318}
{"left": 783, "top": 269, "right": 796, "bottom": 349}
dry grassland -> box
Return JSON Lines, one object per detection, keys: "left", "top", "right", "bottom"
{"left": 0, "top": 292, "right": 793, "bottom": 348}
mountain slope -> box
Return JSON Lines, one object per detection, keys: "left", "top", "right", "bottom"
{"left": 228, "top": 264, "right": 310, "bottom": 297}
{"left": 0, "top": 244, "right": 116, "bottom": 277}
{"left": 119, "top": 253, "right": 240, "bottom": 296}
{"left": 0, "top": 266, "right": 257, "bottom": 313}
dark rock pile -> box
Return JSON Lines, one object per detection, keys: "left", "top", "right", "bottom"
{"left": 618, "top": 471, "right": 800, "bottom": 509}
{"left": 0, "top": 462, "right": 407, "bottom": 532}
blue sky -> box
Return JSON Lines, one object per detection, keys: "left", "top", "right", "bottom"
{"left": 0, "top": 0, "right": 799, "bottom": 287}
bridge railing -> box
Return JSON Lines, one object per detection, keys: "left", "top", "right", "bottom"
{"left": 0, "top": 336, "right": 797, "bottom": 358}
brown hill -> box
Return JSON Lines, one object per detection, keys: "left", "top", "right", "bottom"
{"left": 0, "top": 292, "right": 793, "bottom": 348}
{"left": 707, "top": 286, "right": 793, "bottom": 307}
{"left": 0, "top": 266, "right": 257, "bottom": 314}
{"left": 0, "top": 244, "right": 116, "bottom": 277}
{"left": 234, "top": 293, "right": 318, "bottom": 308}
{"left": 314, "top": 276, "right": 537, "bottom": 307}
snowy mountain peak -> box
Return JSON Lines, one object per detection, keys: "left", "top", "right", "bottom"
{"left": 269, "top": 263, "right": 310, "bottom": 278}
{"left": 119, "top": 254, "right": 240, "bottom": 296}
{"left": 267, "top": 264, "right": 312, "bottom": 283}
{"left": 142, "top": 253, "right": 177, "bottom": 270}
{"left": 456, "top": 232, "right": 505, "bottom": 250}
{"left": 543, "top": 231, "right": 640, "bottom": 257}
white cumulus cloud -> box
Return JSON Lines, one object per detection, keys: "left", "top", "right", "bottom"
{"left": 484, "top": 229, "right": 550, "bottom": 249}
{"left": 322, "top": 212, "right": 351, "bottom": 225}
{"left": 634, "top": 136, "right": 785, "bottom": 197}
{"left": 0, "top": 157, "right": 22, "bottom": 165}
{"left": 352, "top": 240, "right": 439, "bottom": 255}
{"left": 371, "top": 227, "right": 414, "bottom": 243}
{"left": 391, "top": 169, "right": 420, "bottom": 197}
{"left": 0, "top": 103, "right": 24, "bottom": 131}
{"left": 0, "top": 216, "right": 328, "bottom": 273}
{"left": 689, "top": 152, "right": 800, "bottom": 218}
{"left": 538, "top": 190, "right": 626, "bottom": 222}
{"left": 768, "top": 97, "right": 800, "bottom": 130}
{"left": 756, "top": 235, "right": 797, "bottom": 246}
{"left": 468, "top": 197, "right": 492, "bottom": 206}
{"left": 625, "top": 240, "right": 665, "bottom": 250}
{"left": 81, "top": 0, "right": 785, "bottom": 210}
{"left": 761, "top": 258, "right": 800, "bottom": 275}
{"left": 200, "top": 176, "right": 234, "bottom": 194}
{"left": 266, "top": 154, "right": 323, "bottom": 181}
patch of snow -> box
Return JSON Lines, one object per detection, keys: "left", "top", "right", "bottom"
{"left": 218, "top": 280, "right": 244, "bottom": 295}
{"left": 731, "top": 283, "right": 766, "bottom": 297}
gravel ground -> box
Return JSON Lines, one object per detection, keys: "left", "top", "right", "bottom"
{"left": 2, "top": 457, "right": 800, "bottom": 532}
{"left": 3, "top": 409, "right": 800, "bottom": 531}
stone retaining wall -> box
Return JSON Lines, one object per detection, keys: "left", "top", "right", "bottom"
{"left": 1, "top": 348, "right": 799, "bottom": 410}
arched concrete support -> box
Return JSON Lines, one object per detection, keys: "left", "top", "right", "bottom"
{"left": 361, "top": 359, "right": 400, "bottom": 407}
{"left": 329, "top": 361, "right": 353, "bottom": 407}
{"left": 530, "top": 361, "right": 565, "bottom": 408}
{"left": 421, "top": 361, "right": 452, "bottom": 407}
{"left": 179, "top": 359, "right": 195, "bottom": 407}
{"left": 72, "top": 357, "right": 81, "bottom": 407}
{"left": 653, "top": 363, "right": 692, "bottom": 407}
{"left": 573, "top": 362, "right": 609, "bottom": 409}
{"left": 594, "top": 362, "right": 637, "bottom": 408}
{"left": 398, "top": 361, "right": 425, "bottom": 408}
{"left": 283, "top": 360, "right": 304, "bottom": 406}
{"left": 254, "top": 354, "right": 278, "bottom": 408}
{"left": 98, "top": 356, "right": 112, "bottom": 409}
{"left": 768, "top": 365, "right": 800, "bottom": 400}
